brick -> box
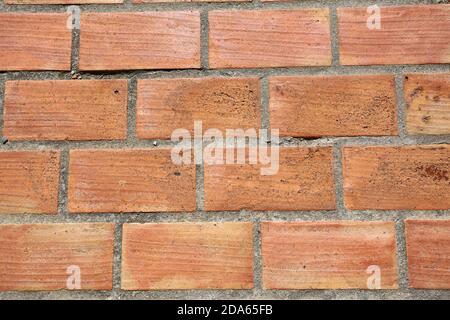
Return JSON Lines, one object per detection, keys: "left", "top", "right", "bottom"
{"left": 405, "top": 219, "right": 450, "bottom": 289}
{"left": 79, "top": 12, "right": 200, "bottom": 71}
{"left": 0, "top": 223, "right": 114, "bottom": 291}
{"left": 122, "top": 222, "right": 253, "bottom": 290}
{"left": 6, "top": 0, "right": 121, "bottom": 3}
{"left": 338, "top": 5, "right": 450, "bottom": 65}
{"left": 4, "top": 80, "right": 128, "bottom": 141}
{"left": 269, "top": 75, "right": 398, "bottom": 137}
{"left": 343, "top": 145, "right": 450, "bottom": 210}
{"left": 405, "top": 73, "right": 450, "bottom": 135}
{"left": 68, "top": 149, "right": 196, "bottom": 213}
{"left": 0, "top": 13, "right": 72, "bottom": 71}
{"left": 262, "top": 221, "right": 398, "bottom": 289}
{"left": 0, "top": 151, "right": 60, "bottom": 214}
{"left": 204, "top": 147, "right": 336, "bottom": 211}
{"left": 133, "top": 0, "right": 246, "bottom": 2}
{"left": 136, "top": 77, "right": 261, "bottom": 139}
{"left": 208, "top": 9, "right": 331, "bottom": 68}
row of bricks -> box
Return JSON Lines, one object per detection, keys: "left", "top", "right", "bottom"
{"left": 0, "top": 220, "right": 449, "bottom": 291}
{"left": 2, "top": 73, "right": 450, "bottom": 140}
{"left": 0, "top": 146, "right": 449, "bottom": 214}
{"left": 0, "top": 5, "right": 449, "bottom": 71}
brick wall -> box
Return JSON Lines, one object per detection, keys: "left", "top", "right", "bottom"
{"left": 0, "top": 0, "right": 449, "bottom": 300}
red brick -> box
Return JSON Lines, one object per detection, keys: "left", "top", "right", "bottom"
{"left": 343, "top": 145, "right": 450, "bottom": 210}
{"left": 136, "top": 77, "right": 261, "bottom": 139}
{"left": 122, "top": 222, "right": 253, "bottom": 290}
{"left": 208, "top": 9, "right": 331, "bottom": 68}
{"left": 338, "top": 5, "right": 450, "bottom": 65}
{"left": 404, "top": 73, "right": 450, "bottom": 135}
{"left": 204, "top": 147, "right": 336, "bottom": 211}
{"left": 4, "top": 80, "right": 128, "bottom": 141}
{"left": 269, "top": 75, "right": 398, "bottom": 137}
{"left": 0, "top": 151, "right": 60, "bottom": 214}
{"left": 0, "top": 223, "right": 114, "bottom": 291}
{"left": 405, "top": 219, "right": 450, "bottom": 289}
{"left": 0, "top": 13, "right": 72, "bottom": 71}
{"left": 79, "top": 12, "right": 201, "bottom": 71}
{"left": 262, "top": 221, "right": 398, "bottom": 289}
{"left": 68, "top": 148, "right": 196, "bottom": 213}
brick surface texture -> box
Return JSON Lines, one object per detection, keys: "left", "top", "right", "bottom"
{"left": 0, "top": 1, "right": 449, "bottom": 300}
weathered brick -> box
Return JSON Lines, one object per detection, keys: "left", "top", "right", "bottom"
{"left": 269, "top": 75, "right": 398, "bottom": 137}
{"left": 338, "top": 5, "right": 450, "bottom": 65}
{"left": 122, "top": 222, "right": 253, "bottom": 290}
{"left": 204, "top": 147, "right": 336, "bottom": 211}
{"left": 68, "top": 149, "right": 196, "bottom": 213}
{"left": 0, "top": 151, "right": 60, "bottom": 214}
{"left": 0, "top": 13, "right": 72, "bottom": 71}
{"left": 4, "top": 80, "right": 128, "bottom": 141}
{"left": 0, "top": 223, "right": 114, "bottom": 291}
{"left": 79, "top": 12, "right": 201, "bottom": 71}
{"left": 262, "top": 221, "right": 398, "bottom": 289}
{"left": 343, "top": 145, "right": 450, "bottom": 210}
{"left": 136, "top": 77, "right": 261, "bottom": 139}
{"left": 405, "top": 219, "right": 450, "bottom": 289}
{"left": 209, "top": 9, "right": 331, "bottom": 68}
{"left": 133, "top": 0, "right": 246, "bottom": 2}
{"left": 405, "top": 73, "right": 450, "bottom": 135}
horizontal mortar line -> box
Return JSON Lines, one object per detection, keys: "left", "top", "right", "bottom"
{"left": 1, "top": 136, "right": 450, "bottom": 150}
{"left": 0, "top": 287, "right": 449, "bottom": 299}
{"left": 0, "top": 210, "right": 449, "bottom": 224}
{"left": 2, "top": 64, "right": 450, "bottom": 80}
{"left": 0, "top": 0, "right": 441, "bottom": 13}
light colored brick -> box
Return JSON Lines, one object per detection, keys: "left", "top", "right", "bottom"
{"left": 204, "top": 147, "right": 336, "bottom": 211}
{"left": 68, "top": 148, "right": 196, "bottom": 213}
{"left": 405, "top": 73, "right": 450, "bottom": 135}
{"left": 338, "top": 5, "right": 450, "bottom": 65}
{"left": 5, "top": 0, "right": 121, "bottom": 3}
{"left": 0, "top": 151, "right": 60, "bottom": 214}
{"left": 405, "top": 219, "right": 450, "bottom": 289}
{"left": 269, "top": 75, "right": 398, "bottom": 137}
{"left": 79, "top": 12, "right": 201, "bottom": 71}
{"left": 0, "top": 223, "right": 114, "bottom": 291}
{"left": 136, "top": 77, "right": 261, "bottom": 139}
{"left": 4, "top": 80, "right": 128, "bottom": 141}
{"left": 0, "top": 13, "right": 71, "bottom": 71}
{"left": 122, "top": 222, "right": 253, "bottom": 290}
{"left": 343, "top": 145, "right": 450, "bottom": 210}
{"left": 262, "top": 221, "right": 398, "bottom": 289}
{"left": 209, "top": 9, "right": 331, "bottom": 68}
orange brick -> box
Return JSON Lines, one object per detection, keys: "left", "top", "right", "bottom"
{"left": 68, "top": 149, "right": 196, "bottom": 213}
{"left": 0, "top": 13, "right": 72, "bottom": 71}
{"left": 136, "top": 77, "right": 261, "bottom": 139}
{"left": 204, "top": 147, "right": 336, "bottom": 211}
{"left": 405, "top": 219, "right": 450, "bottom": 289}
{"left": 269, "top": 75, "right": 398, "bottom": 137}
{"left": 343, "top": 145, "right": 450, "bottom": 210}
{"left": 122, "top": 222, "right": 253, "bottom": 290}
{"left": 338, "top": 5, "right": 450, "bottom": 65}
{"left": 79, "top": 12, "right": 201, "bottom": 71}
{"left": 209, "top": 9, "right": 331, "bottom": 68}
{"left": 405, "top": 73, "right": 450, "bottom": 135}
{"left": 133, "top": 0, "right": 247, "bottom": 2}
{"left": 4, "top": 80, "right": 128, "bottom": 141}
{"left": 262, "top": 221, "right": 398, "bottom": 289}
{"left": 0, "top": 223, "right": 114, "bottom": 291}
{"left": 0, "top": 151, "right": 60, "bottom": 214}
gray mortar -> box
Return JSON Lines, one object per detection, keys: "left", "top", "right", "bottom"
{"left": 0, "top": 0, "right": 449, "bottom": 300}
